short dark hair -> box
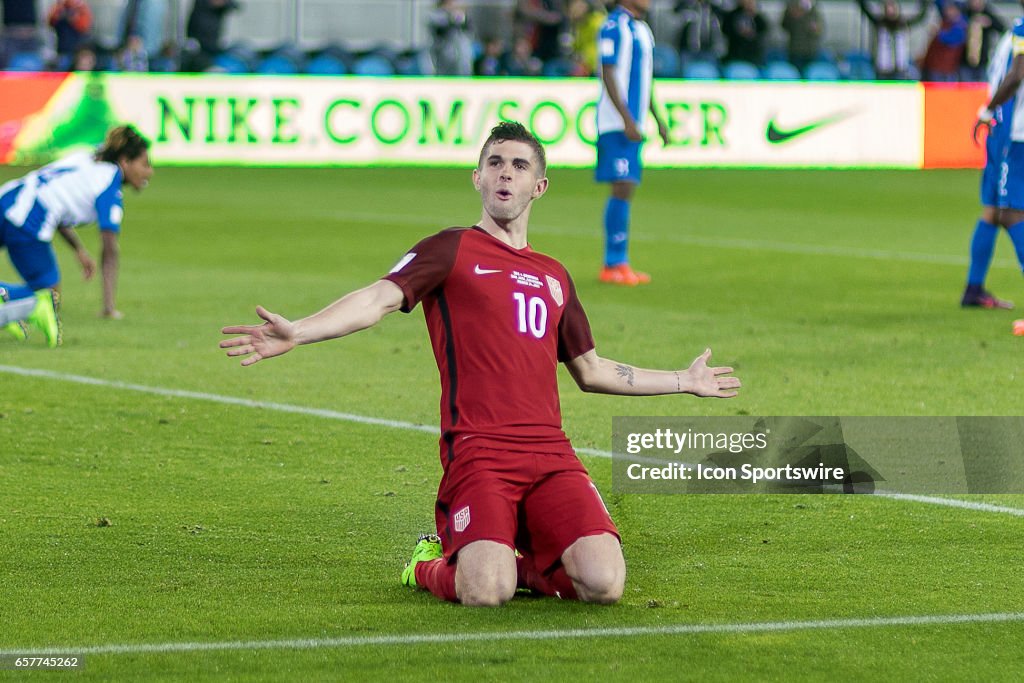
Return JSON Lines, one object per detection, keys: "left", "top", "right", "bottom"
{"left": 96, "top": 125, "right": 150, "bottom": 164}
{"left": 478, "top": 121, "right": 547, "bottom": 176}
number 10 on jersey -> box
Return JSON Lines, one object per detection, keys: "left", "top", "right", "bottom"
{"left": 513, "top": 292, "right": 548, "bottom": 339}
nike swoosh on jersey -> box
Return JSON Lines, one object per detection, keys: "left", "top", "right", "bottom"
{"left": 765, "top": 111, "right": 854, "bottom": 144}
{"left": 474, "top": 265, "right": 502, "bottom": 275}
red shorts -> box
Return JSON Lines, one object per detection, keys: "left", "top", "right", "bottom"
{"left": 434, "top": 445, "right": 619, "bottom": 573}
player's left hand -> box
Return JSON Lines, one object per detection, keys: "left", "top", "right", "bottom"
{"left": 683, "top": 348, "right": 741, "bottom": 398}
{"left": 974, "top": 107, "right": 995, "bottom": 146}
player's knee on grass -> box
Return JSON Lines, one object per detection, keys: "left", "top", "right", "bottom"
{"left": 562, "top": 533, "right": 625, "bottom": 605}
{"left": 455, "top": 540, "right": 517, "bottom": 607}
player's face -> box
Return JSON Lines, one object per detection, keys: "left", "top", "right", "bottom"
{"left": 473, "top": 140, "right": 548, "bottom": 223}
{"left": 120, "top": 151, "right": 154, "bottom": 191}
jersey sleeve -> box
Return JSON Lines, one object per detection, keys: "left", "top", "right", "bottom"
{"left": 94, "top": 170, "right": 124, "bottom": 232}
{"left": 599, "top": 15, "right": 621, "bottom": 65}
{"left": 383, "top": 228, "right": 463, "bottom": 313}
{"left": 1013, "top": 22, "right": 1024, "bottom": 55}
{"left": 557, "top": 271, "right": 596, "bottom": 362}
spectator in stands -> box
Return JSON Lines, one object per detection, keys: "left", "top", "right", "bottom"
{"left": 118, "top": 0, "right": 168, "bottom": 64}
{"left": 71, "top": 42, "right": 97, "bottom": 71}
{"left": 2, "top": 0, "right": 42, "bottom": 69}
{"left": 961, "top": 0, "right": 1004, "bottom": 81}
{"left": 475, "top": 37, "right": 508, "bottom": 76}
{"left": 569, "top": 0, "right": 605, "bottom": 76}
{"left": 48, "top": 0, "right": 93, "bottom": 69}
{"left": 516, "top": 0, "right": 571, "bottom": 64}
{"left": 781, "top": 0, "right": 824, "bottom": 69}
{"left": 920, "top": 0, "right": 967, "bottom": 81}
{"left": 857, "top": 0, "right": 929, "bottom": 79}
{"left": 117, "top": 33, "right": 149, "bottom": 71}
{"left": 674, "top": 0, "right": 726, "bottom": 63}
{"left": 720, "top": 0, "right": 769, "bottom": 65}
{"left": 428, "top": 0, "right": 474, "bottom": 76}
{"left": 505, "top": 35, "right": 544, "bottom": 76}
{"left": 184, "top": 0, "right": 239, "bottom": 72}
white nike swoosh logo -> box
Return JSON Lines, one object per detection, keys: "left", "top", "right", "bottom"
{"left": 474, "top": 265, "right": 502, "bottom": 275}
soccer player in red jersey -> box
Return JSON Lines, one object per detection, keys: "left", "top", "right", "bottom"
{"left": 221, "top": 121, "right": 740, "bottom": 606}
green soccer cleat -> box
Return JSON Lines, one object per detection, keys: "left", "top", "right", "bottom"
{"left": 0, "top": 288, "right": 29, "bottom": 342}
{"left": 27, "top": 289, "right": 62, "bottom": 348}
{"left": 401, "top": 533, "right": 443, "bottom": 588}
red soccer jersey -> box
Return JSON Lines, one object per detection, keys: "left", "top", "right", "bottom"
{"left": 384, "top": 226, "right": 595, "bottom": 462}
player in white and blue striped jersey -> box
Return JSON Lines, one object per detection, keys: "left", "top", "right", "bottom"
{"left": 595, "top": 0, "right": 669, "bottom": 287}
{"left": 0, "top": 125, "right": 153, "bottom": 347}
{"left": 973, "top": 11, "right": 1024, "bottom": 313}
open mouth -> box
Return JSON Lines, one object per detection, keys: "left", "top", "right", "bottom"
{"left": 496, "top": 189, "right": 512, "bottom": 200}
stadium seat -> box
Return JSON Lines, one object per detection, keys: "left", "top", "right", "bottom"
{"left": 542, "top": 57, "right": 574, "bottom": 78}
{"left": 149, "top": 55, "right": 177, "bottom": 72}
{"left": 723, "top": 61, "right": 760, "bottom": 80}
{"left": 353, "top": 54, "right": 395, "bottom": 76}
{"left": 395, "top": 49, "right": 432, "bottom": 76}
{"left": 653, "top": 45, "right": 681, "bottom": 79}
{"left": 305, "top": 53, "right": 347, "bottom": 75}
{"left": 256, "top": 54, "right": 299, "bottom": 75}
{"left": 6, "top": 51, "right": 45, "bottom": 72}
{"left": 763, "top": 60, "right": 801, "bottom": 81}
{"left": 212, "top": 52, "right": 251, "bottom": 74}
{"left": 840, "top": 51, "right": 876, "bottom": 81}
{"left": 682, "top": 59, "right": 720, "bottom": 80}
{"left": 803, "top": 60, "right": 841, "bottom": 81}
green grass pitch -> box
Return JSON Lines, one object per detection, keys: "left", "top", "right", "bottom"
{"left": 1, "top": 165, "right": 1023, "bottom": 681}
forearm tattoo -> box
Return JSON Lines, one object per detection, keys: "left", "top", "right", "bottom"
{"left": 616, "top": 364, "right": 636, "bottom": 387}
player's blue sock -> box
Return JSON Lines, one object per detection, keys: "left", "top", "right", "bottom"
{"left": 1008, "top": 222, "right": 1024, "bottom": 272}
{"left": 966, "top": 220, "right": 998, "bottom": 286}
{"left": 0, "top": 282, "right": 34, "bottom": 300}
{"left": 604, "top": 197, "right": 630, "bottom": 267}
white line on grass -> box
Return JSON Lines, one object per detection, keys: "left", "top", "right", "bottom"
{"left": 3, "top": 365, "right": 1024, "bottom": 518}
{"left": 337, "top": 210, "right": 1018, "bottom": 270}
{"left": 3, "top": 612, "right": 1023, "bottom": 657}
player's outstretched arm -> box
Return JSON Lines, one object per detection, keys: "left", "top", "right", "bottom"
{"left": 565, "top": 348, "right": 740, "bottom": 398}
{"left": 220, "top": 279, "right": 404, "bottom": 366}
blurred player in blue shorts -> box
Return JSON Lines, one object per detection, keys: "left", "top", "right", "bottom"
{"left": 971, "top": 14, "right": 1024, "bottom": 309}
{"left": 595, "top": 0, "right": 669, "bottom": 286}
{"left": 0, "top": 125, "right": 153, "bottom": 346}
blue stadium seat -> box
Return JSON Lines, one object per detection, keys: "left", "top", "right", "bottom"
{"left": 306, "top": 53, "right": 347, "bottom": 75}
{"left": 803, "top": 60, "right": 841, "bottom": 81}
{"left": 682, "top": 59, "right": 720, "bottom": 80}
{"left": 212, "top": 52, "right": 251, "bottom": 74}
{"left": 395, "top": 49, "right": 431, "bottom": 76}
{"left": 542, "top": 57, "right": 574, "bottom": 78}
{"left": 256, "top": 54, "right": 299, "bottom": 75}
{"left": 6, "top": 51, "right": 45, "bottom": 72}
{"left": 840, "top": 51, "right": 876, "bottom": 81}
{"left": 763, "top": 60, "right": 801, "bottom": 81}
{"left": 723, "top": 61, "right": 760, "bottom": 80}
{"left": 653, "top": 45, "right": 681, "bottom": 79}
{"left": 353, "top": 54, "right": 395, "bottom": 76}
{"left": 149, "top": 56, "right": 178, "bottom": 73}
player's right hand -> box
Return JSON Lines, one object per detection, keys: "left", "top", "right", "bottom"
{"left": 220, "top": 306, "right": 297, "bottom": 366}
{"left": 624, "top": 120, "right": 644, "bottom": 142}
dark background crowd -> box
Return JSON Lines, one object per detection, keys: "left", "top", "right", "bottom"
{"left": 0, "top": 0, "right": 1015, "bottom": 81}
